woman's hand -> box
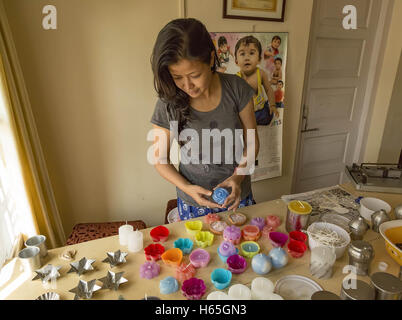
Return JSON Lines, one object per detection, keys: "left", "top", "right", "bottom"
{"left": 183, "top": 185, "right": 224, "bottom": 209}
{"left": 213, "top": 174, "right": 243, "bottom": 212}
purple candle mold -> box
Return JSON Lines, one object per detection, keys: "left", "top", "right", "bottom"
{"left": 181, "top": 278, "right": 206, "bottom": 300}
{"left": 227, "top": 254, "right": 247, "bottom": 274}
{"left": 269, "top": 232, "right": 289, "bottom": 248}
{"left": 250, "top": 217, "right": 266, "bottom": 231}
{"left": 139, "top": 261, "right": 160, "bottom": 279}
{"left": 189, "top": 248, "right": 210, "bottom": 268}
{"left": 223, "top": 225, "right": 241, "bottom": 244}
{"left": 218, "top": 241, "right": 237, "bottom": 257}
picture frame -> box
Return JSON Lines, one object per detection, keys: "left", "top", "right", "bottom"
{"left": 223, "top": 0, "right": 286, "bottom": 22}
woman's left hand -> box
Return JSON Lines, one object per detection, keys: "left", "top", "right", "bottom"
{"left": 213, "top": 175, "right": 243, "bottom": 212}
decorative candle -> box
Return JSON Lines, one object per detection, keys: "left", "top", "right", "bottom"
{"left": 189, "top": 248, "right": 210, "bottom": 268}
{"left": 268, "top": 232, "right": 289, "bottom": 248}
{"left": 173, "top": 238, "right": 193, "bottom": 255}
{"left": 127, "top": 230, "right": 143, "bottom": 253}
{"left": 240, "top": 241, "right": 260, "bottom": 259}
{"left": 159, "top": 276, "right": 179, "bottom": 295}
{"left": 194, "top": 231, "right": 214, "bottom": 248}
{"left": 210, "top": 268, "right": 232, "bottom": 290}
{"left": 241, "top": 225, "right": 261, "bottom": 241}
{"left": 262, "top": 225, "right": 274, "bottom": 239}
{"left": 175, "top": 262, "right": 196, "bottom": 282}
{"left": 250, "top": 217, "right": 266, "bottom": 231}
{"left": 118, "top": 223, "right": 133, "bottom": 246}
{"left": 227, "top": 254, "right": 247, "bottom": 274}
{"left": 251, "top": 277, "right": 274, "bottom": 300}
{"left": 139, "top": 261, "right": 160, "bottom": 279}
{"left": 161, "top": 248, "right": 183, "bottom": 267}
{"left": 251, "top": 253, "right": 272, "bottom": 275}
{"left": 204, "top": 213, "right": 221, "bottom": 225}
{"left": 144, "top": 244, "right": 165, "bottom": 261}
{"left": 223, "top": 225, "right": 242, "bottom": 245}
{"left": 268, "top": 247, "right": 288, "bottom": 269}
{"left": 181, "top": 278, "right": 206, "bottom": 300}
{"left": 266, "top": 215, "right": 281, "bottom": 230}
{"left": 150, "top": 226, "right": 170, "bottom": 242}
{"left": 212, "top": 188, "right": 229, "bottom": 205}
{"left": 228, "top": 284, "right": 252, "bottom": 300}
{"left": 218, "top": 241, "right": 237, "bottom": 257}
{"left": 207, "top": 291, "right": 230, "bottom": 300}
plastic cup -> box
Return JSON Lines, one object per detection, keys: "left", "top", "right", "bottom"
{"left": 310, "top": 246, "right": 336, "bottom": 279}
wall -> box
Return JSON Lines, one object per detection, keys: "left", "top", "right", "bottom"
{"left": 378, "top": 51, "right": 402, "bottom": 163}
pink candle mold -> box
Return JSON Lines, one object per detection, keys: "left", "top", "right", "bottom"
{"left": 262, "top": 225, "right": 275, "bottom": 239}
{"left": 242, "top": 225, "right": 261, "bottom": 241}
{"left": 227, "top": 254, "right": 247, "bottom": 274}
{"left": 140, "top": 261, "right": 160, "bottom": 279}
{"left": 181, "top": 278, "right": 206, "bottom": 300}
{"left": 269, "top": 232, "right": 289, "bottom": 248}
{"left": 223, "top": 225, "right": 241, "bottom": 245}
{"left": 204, "top": 213, "right": 221, "bottom": 225}
{"left": 144, "top": 243, "right": 165, "bottom": 261}
{"left": 250, "top": 217, "right": 266, "bottom": 231}
{"left": 266, "top": 215, "right": 281, "bottom": 230}
{"left": 150, "top": 226, "right": 170, "bottom": 242}
{"left": 217, "top": 241, "right": 238, "bottom": 263}
{"left": 189, "top": 248, "right": 210, "bottom": 268}
{"left": 175, "top": 262, "right": 196, "bottom": 282}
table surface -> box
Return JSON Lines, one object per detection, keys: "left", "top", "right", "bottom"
{"left": 3, "top": 183, "right": 402, "bottom": 300}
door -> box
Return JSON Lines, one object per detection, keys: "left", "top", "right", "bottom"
{"left": 293, "top": 0, "right": 386, "bottom": 193}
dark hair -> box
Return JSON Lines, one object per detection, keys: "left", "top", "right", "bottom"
{"left": 275, "top": 57, "right": 283, "bottom": 64}
{"left": 151, "top": 18, "right": 219, "bottom": 145}
{"left": 272, "top": 35, "right": 281, "bottom": 43}
{"left": 218, "top": 36, "right": 228, "bottom": 47}
{"left": 278, "top": 80, "right": 284, "bottom": 85}
{"left": 234, "top": 35, "right": 262, "bottom": 59}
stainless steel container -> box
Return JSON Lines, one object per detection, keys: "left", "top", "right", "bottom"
{"left": 18, "top": 247, "right": 41, "bottom": 274}
{"left": 349, "top": 215, "right": 369, "bottom": 240}
{"left": 370, "top": 272, "right": 402, "bottom": 300}
{"left": 371, "top": 210, "right": 390, "bottom": 233}
{"left": 285, "top": 200, "right": 312, "bottom": 233}
{"left": 311, "top": 291, "right": 341, "bottom": 300}
{"left": 348, "top": 240, "right": 374, "bottom": 276}
{"left": 25, "top": 235, "right": 48, "bottom": 257}
{"left": 340, "top": 280, "right": 375, "bottom": 300}
{"left": 395, "top": 205, "right": 402, "bottom": 220}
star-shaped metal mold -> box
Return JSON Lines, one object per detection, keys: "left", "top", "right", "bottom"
{"left": 67, "top": 257, "right": 96, "bottom": 276}
{"left": 68, "top": 279, "right": 101, "bottom": 300}
{"left": 32, "top": 264, "right": 62, "bottom": 283}
{"left": 98, "top": 270, "right": 128, "bottom": 291}
{"left": 102, "top": 250, "right": 128, "bottom": 268}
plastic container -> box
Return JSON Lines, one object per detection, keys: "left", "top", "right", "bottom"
{"left": 287, "top": 240, "right": 307, "bottom": 258}
{"left": 289, "top": 230, "right": 307, "bottom": 244}
{"left": 185, "top": 220, "right": 203, "bottom": 236}
{"left": 210, "top": 268, "right": 232, "bottom": 290}
{"left": 189, "top": 248, "right": 210, "bottom": 268}
{"left": 150, "top": 226, "right": 170, "bottom": 242}
{"left": 194, "top": 231, "right": 214, "bottom": 248}
{"left": 161, "top": 248, "right": 183, "bottom": 267}
{"left": 173, "top": 238, "right": 193, "bottom": 255}
{"left": 144, "top": 244, "right": 165, "bottom": 261}
{"left": 286, "top": 200, "right": 312, "bottom": 232}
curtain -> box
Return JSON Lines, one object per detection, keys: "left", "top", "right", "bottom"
{"left": 0, "top": 3, "right": 65, "bottom": 269}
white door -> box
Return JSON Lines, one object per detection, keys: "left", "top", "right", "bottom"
{"left": 293, "top": 0, "right": 386, "bottom": 193}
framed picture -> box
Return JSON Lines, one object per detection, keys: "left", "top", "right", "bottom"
{"left": 223, "top": 0, "right": 286, "bottom": 22}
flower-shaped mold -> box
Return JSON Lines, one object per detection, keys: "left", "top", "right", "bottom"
{"left": 218, "top": 241, "right": 237, "bottom": 257}
{"left": 212, "top": 188, "right": 229, "bottom": 205}
{"left": 144, "top": 243, "right": 165, "bottom": 261}
{"left": 195, "top": 231, "right": 214, "bottom": 248}
{"left": 175, "top": 262, "right": 196, "bottom": 282}
{"left": 189, "top": 248, "right": 210, "bottom": 268}
{"left": 268, "top": 232, "right": 288, "bottom": 248}
{"left": 227, "top": 254, "right": 247, "bottom": 274}
{"left": 223, "top": 225, "right": 242, "bottom": 245}
{"left": 174, "top": 238, "right": 194, "bottom": 255}
{"left": 262, "top": 225, "right": 275, "bottom": 239}
{"left": 150, "top": 226, "right": 170, "bottom": 242}
{"left": 161, "top": 248, "right": 183, "bottom": 267}
{"left": 211, "top": 268, "right": 232, "bottom": 290}
{"left": 240, "top": 241, "right": 260, "bottom": 259}
{"left": 204, "top": 213, "right": 221, "bottom": 225}
{"left": 287, "top": 240, "right": 307, "bottom": 259}
{"left": 242, "top": 225, "right": 261, "bottom": 241}
{"left": 160, "top": 276, "right": 179, "bottom": 294}
{"left": 181, "top": 278, "right": 206, "bottom": 300}
{"left": 289, "top": 230, "right": 307, "bottom": 244}
{"left": 250, "top": 217, "right": 266, "bottom": 231}
{"left": 266, "top": 215, "right": 281, "bottom": 230}
{"left": 228, "top": 212, "right": 247, "bottom": 226}
{"left": 209, "top": 221, "right": 228, "bottom": 235}
{"left": 185, "top": 220, "right": 203, "bottom": 237}
{"left": 140, "top": 261, "right": 160, "bottom": 279}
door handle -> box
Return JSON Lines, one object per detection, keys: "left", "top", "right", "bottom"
{"left": 301, "top": 128, "right": 319, "bottom": 133}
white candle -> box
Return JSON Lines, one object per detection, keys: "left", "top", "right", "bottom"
{"left": 119, "top": 223, "right": 133, "bottom": 246}
{"left": 228, "top": 284, "right": 252, "bottom": 300}
{"left": 128, "top": 230, "right": 143, "bottom": 252}
{"left": 251, "top": 277, "right": 274, "bottom": 300}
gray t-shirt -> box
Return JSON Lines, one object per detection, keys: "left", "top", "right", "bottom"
{"left": 150, "top": 72, "right": 254, "bottom": 207}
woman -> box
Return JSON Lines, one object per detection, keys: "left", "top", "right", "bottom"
{"left": 150, "top": 18, "right": 259, "bottom": 221}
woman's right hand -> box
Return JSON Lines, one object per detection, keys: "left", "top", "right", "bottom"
{"left": 183, "top": 185, "right": 224, "bottom": 210}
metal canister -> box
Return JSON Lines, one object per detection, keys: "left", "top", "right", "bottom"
{"left": 340, "top": 280, "right": 375, "bottom": 300}
{"left": 349, "top": 215, "right": 369, "bottom": 240}
{"left": 371, "top": 209, "right": 390, "bottom": 233}
{"left": 348, "top": 240, "right": 374, "bottom": 276}
{"left": 370, "top": 272, "right": 402, "bottom": 300}
{"left": 395, "top": 205, "right": 402, "bottom": 220}
{"left": 311, "top": 291, "right": 341, "bottom": 300}
{"left": 285, "top": 200, "right": 312, "bottom": 233}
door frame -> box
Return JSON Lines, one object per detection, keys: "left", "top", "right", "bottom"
{"left": 291, "top": 0, "right": 395, "bottom": 194}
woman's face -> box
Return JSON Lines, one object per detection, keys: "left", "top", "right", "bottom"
{"left": 168, "top": 57, "right": 213, "bottom": 99}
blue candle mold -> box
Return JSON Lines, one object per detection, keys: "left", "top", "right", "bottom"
{"left": 173, "top": 238, "right": 193, "bottom": 255}
{"left": 159, "top": 276, "right": 179, "bottom": 294}
{"left": 210, "top": 268, "right": 232, "bottom": 290}
{"left": 212, "top": 188, "right": 230, "bottom": 205}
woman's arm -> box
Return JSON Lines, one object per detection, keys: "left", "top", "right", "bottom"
{"left": 151, "top": 124, "right": 223, "bottom": 209}
{"left": 261, "top": 69, "right": 279, "bottom": 118}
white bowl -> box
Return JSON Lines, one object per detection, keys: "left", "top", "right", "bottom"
{"left": 359, "top": 197, "right": 391, "bottom": 222}
{"left": 307, "top": 222, "right": 351, "bottom": 260}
